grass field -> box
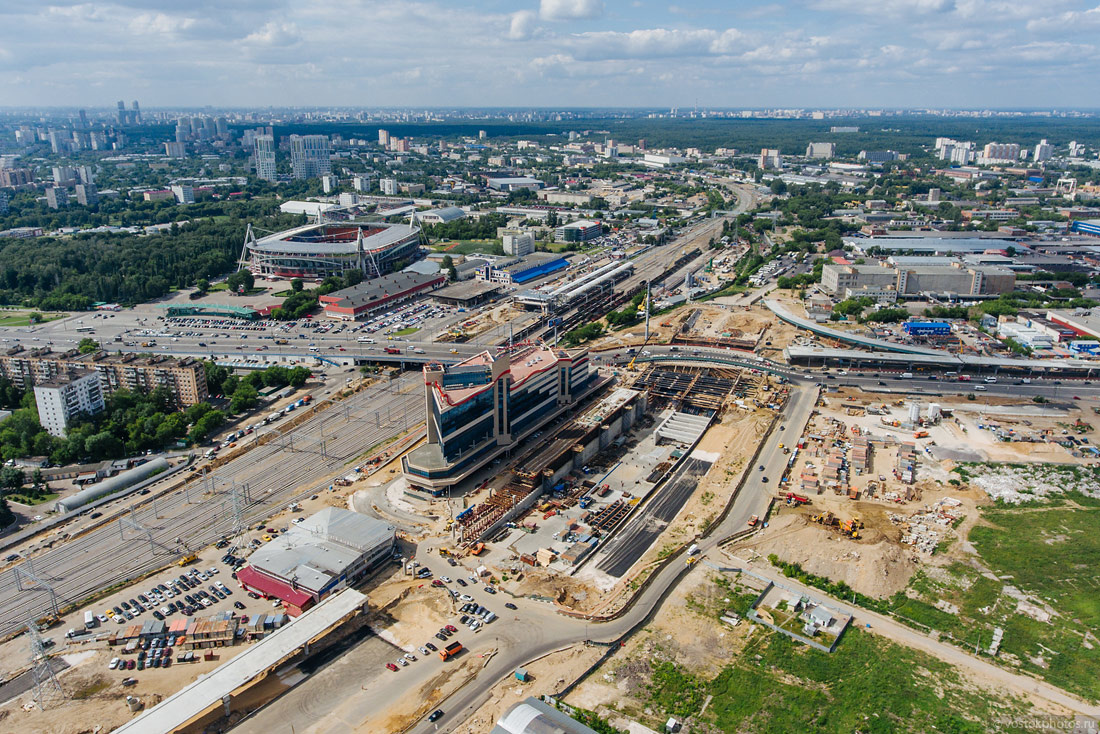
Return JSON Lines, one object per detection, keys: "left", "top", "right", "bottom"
{"left": 881, "top": 493, "right": 1100, "bottom": 702}
{"left": 392, "top": 327, "right": 420, "bottom": 337}
{"left": 613, "top": 629, "right": 1032, "bottom": 733}
{"left": 5, "top": 492, "right": 59, "bottom": 506}
{"left": 0, "top": 312, "right": 62, "bottom": 327}
{"left": 431, "top": 239, "right": 504, "bottom": 256}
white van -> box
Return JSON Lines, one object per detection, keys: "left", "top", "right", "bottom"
{"left": 901, "top": 372, "right": 914, "bottom": 379}
{"left": 84, "top": 611, "right": 96, "bottom": 629}
{"left": 974, "top": 385, "right": 987, "bottom": 391}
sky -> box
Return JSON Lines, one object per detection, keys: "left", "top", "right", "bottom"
{"left": 1, "top": 0, "right": 1097, "bottom": 109}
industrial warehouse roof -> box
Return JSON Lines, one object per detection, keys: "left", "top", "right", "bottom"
{"left": 491, "top": 697, "right": 601, "bottom": 734}
{"left": 114, "top": 589, "right": 367, "bottom": 734}
{"left": 432, "top": 280, "right": 500, "bottom": 301}
{"left": 421, "top": 205, "right": 466, "bottom": 222}
{"left": 321, "top": 272, "right": 444, "bottom": 313}
{"left": 844, "top": 236, "right": 1025, "bottom": 253}
{"left": 246, "top": 508, "right": 394, "bottom": 594}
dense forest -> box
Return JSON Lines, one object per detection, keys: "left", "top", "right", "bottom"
{"left": 0, "top": 210, "right": 303, "bottom": 308}
{"left": 256, "top": 116, "right": 1100, "bottom": 159}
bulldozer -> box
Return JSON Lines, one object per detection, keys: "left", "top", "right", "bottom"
{"left": 838, "top": 518, "right": 862, "bottom": 539}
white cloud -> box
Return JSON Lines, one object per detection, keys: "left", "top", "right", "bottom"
{"left": 507, "top": 10, "right": 538, "bottom": 40}
{"left": 808, "top": 0, "right": 955, "bottom": 14}
{"left": 243, "top": 21, "right": 301, "bottom": 47}
{"left": 128, "top": 11, "right": 196, "bottom": 36}
{"left": 1027, "top": 4, "right": 1100, "bottom": 32}
{"left": 566, "top": 27, "right": 747, "bottom": 60}
{"left": 540, "top": 0, "right": 604, "bottom": 21}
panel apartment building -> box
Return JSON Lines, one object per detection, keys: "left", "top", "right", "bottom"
{"left": 402, "top": 343, "right": 594, "bottom": 494}
{"left": 821, "top": 261, "right": 1015, "bottom": 299}
{"left": 0, "top": 347, "right": 208, "bottom": 406}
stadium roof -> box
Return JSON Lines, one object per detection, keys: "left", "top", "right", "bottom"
{"left": 250, "top": 222, "right": 418, "bottom": 255}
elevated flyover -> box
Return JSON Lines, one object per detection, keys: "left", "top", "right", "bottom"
{"left": 765, "top": 299, "right": 944, "bottom": 356}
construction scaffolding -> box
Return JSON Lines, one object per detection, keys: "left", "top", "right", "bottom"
{"left": 633, "top": 366, "right": 740, "bottom": 413}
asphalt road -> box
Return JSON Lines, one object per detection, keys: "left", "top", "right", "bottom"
{"left": 595, "top": 456, "right": 714, "bottom": 577}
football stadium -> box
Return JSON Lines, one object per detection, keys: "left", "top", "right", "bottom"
{"left": 241, "top": 221, "right": 421, "bottom": 280}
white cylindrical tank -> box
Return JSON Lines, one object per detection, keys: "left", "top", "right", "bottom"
{"left": 928, "top": 403, "right": 942, "bottom": 421}
{"left": 908, "top": 402, "right": 921, "bottom": 424}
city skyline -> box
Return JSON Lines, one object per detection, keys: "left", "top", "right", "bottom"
{"left": 2, "top": 0, "right": 1095, "bottom": 109}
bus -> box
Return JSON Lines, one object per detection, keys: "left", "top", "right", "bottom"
{"left": 75, "top": 326, "right": 94, "bottom": 333}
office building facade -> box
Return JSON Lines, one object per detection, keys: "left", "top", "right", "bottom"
{"left": 821, "top": 262, "right": 1015, "bottom": 298}
{"left": 403, "top": 344, "right": 593, "bottom": 494}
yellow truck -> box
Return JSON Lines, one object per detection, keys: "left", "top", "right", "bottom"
{"left": 177, "top": 553, "right": 197, "bottom": 567}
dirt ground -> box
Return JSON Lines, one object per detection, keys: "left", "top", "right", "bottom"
{"left": 567, "top": 563, "right": 753, "bottom": 715}
{"left": 736, "top": 384, "right": 1097, "bottom": 601}
{"left": 449, "top": 644, "right": 606, "bottom": 734}
{"left": 2, "top": 647, "right": 228, "bottom": 734}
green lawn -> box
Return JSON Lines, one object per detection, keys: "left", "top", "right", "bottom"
{"left": 392, "top": 327, "right": 420, "bottom": 337}
{"left": 0, "top": 312, "right": 63, "bottom": 327}
{"left": 431, "top": 239, "right": 505, "bottom": 256}
{"left": 6, "top": 492, "right": 59, "bottom": 506}
{"left": 208, "top": 282, "right": 229, "bottom": 291}
{"left": 616, "top": 629, "right": 1032, "bottom": 733}
{"left": 875, "top": 496, "right": 1100, "bottom": 702}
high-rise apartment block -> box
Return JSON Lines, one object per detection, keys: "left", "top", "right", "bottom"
{"left": 171, "top": 184, "right": 195, "bottom": 204}
{"left": 806, "top": 142, "right": 835, "bottom": 159}
{"left": 380, "top": 178, "right": 398, "bottom": 196}
{"left": 980, "top": 142, "right": 1020, "bottom": 164}
{"left": 1033, "top": 139, "right": 1053, "bottom": 162}
{"left": 289, "top": 135, "right": 331, "bottom": 179}
{"left": 74, "top": 183, "right": 99, "bottom": 206}
{"left": 45, "top": 187, "right": 68, "bottom": 209}
{"left": 0, "top": 347, "right": 208, "bottom": 406}
{"left": 321, "top": 174, "right": 338, "bottom": 193}
{"left": 378, "top": 129, "right": 389, "bottom": 146}
{"left": 164, "top": 141, "right": 186, "bottom": 158}
{"left": 52, "top": 166, "right": 77, "bottom": 186}
{"left": 34, "top": 370, "right": 105, "bottom": 437}
{"left": 254, "top": 134, "right": 277, "bottom": 181}
{"left": 759, "top": 148, "right": 782, "bottom": 169}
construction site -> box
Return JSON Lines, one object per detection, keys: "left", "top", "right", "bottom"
{"left": 733, "top": 383, "right": 1100, "bottom": 600}
{"left": 433, "top": 360, "right": 789, "bottom": 615}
